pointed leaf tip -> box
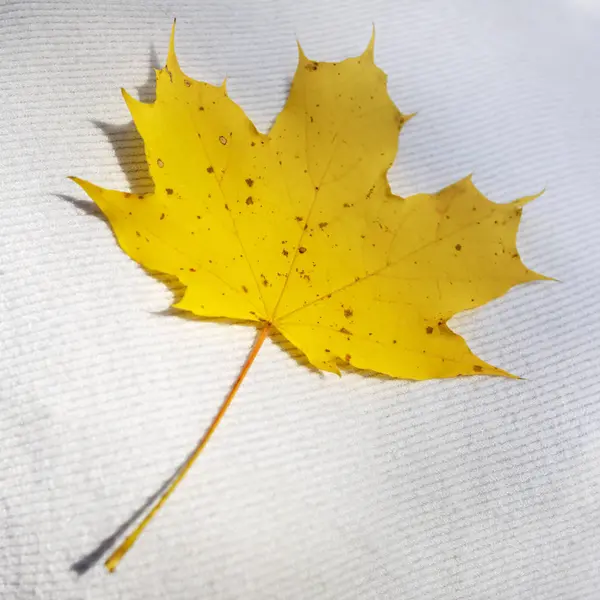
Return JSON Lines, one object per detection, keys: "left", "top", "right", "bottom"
{"left": 361, "top": 25, "right": 376, "bottom": 61}
{"left": 166, "top": 19, "right": 181, "bottom": 73}
{"left": 482, "top": 363, "right": 519, "bottom": 379}
{"left": 170, "top": 18, "right": 177, "bottom": 51}
{"left": 513, "top": 189, "right": 545, "bottom": 207}
{"left": 121, "top": 87, "right": 148, "bottom": 118}
{"left": 68, "top": 176, "right": 106, "bottom": 204}
{"left": 68, "top": 175, "right": 87, "bottom": 188}
{"left": 530, "top": 271, "right": 557, "bottom": 283}
{"left": 296, "top": 39, "right": 308, "bottom": 64}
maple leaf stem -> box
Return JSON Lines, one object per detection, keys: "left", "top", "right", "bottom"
{"left": 104, "top": 323, "right": 272, "bottom": 572}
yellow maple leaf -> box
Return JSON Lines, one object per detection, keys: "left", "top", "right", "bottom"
{"left": 71, "top": 23, "right": 548, "bottom": 570}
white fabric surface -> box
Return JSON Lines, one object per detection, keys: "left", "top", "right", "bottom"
{"left": 2, "top": 0, "right": 600, "bottom": 598}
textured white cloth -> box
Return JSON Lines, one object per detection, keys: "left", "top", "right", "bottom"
{"left": 2, "top": 0, "right": 600, "bottom": 598}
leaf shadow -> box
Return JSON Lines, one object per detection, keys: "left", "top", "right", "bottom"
{"left": 341, "top": 363, "right": 398, "bottom": 382}
{"left": 90, "top": 43, "right": 161, "bottom": 195}
{"left": 155, "top": 306, "right": 262, "bottom": 329}
{"left": 70, "top": 445, "right": 197, "bottom": 576}
{"left": 136, "top": 44, "right": 161, "bottom": 103}
{"left": 91, "top": 120, "right": 152, "bottom": 195}
{"left": 269, "top": 329, "right": 323, "bottom": 376}
{"left": 56, "top": 194, "right": 107, "bottom": 221}
{"left": 146, "top": 271, "right": 186, "bottom": 306}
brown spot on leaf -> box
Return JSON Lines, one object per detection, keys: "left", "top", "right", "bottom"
{"left": 344, "top": 308, "right": 353, "bottom": 318}
{"left": 160, "top": 213, "right": 165, "bottom": 220}
{"left": 245, "top": 196, "right": 254, "bottom": 205}
{"left": 282, "top": 249, "right": 289, "bottom": 257}
{"left": 157, "top": 159, "right": 164, "bottom": 168}
{"left": 245, "top": 178, "right": 254, "bottom": 187}
{"left": 242, "top": 285, "right": 248, "bottom": 293}
{"left": 473, "top": 365, "right": 483, "bottom": 373}
{"left": 184, "top": 79, "right": 191, "bottom": 87}
{"left": 318, "top": 222, "right": 328, "bottom": 229}
{"left": 298, "top": 247, "right": 307, "bottom": 254}
{"left": 135, "top": 231, "right": 141, "bottom": 237}
{"left": 455, "top": 244, "right": 462, "bottom": 251}
{"left": 224, "top": 204, "right": 229, "bottom": 211}
{"left": 207, "top": 166, "right": 214, "bottom": 173}
{"left": 124, "top": 192, "right": 131, "bottom": 198}
{"left": 219, "top": 135, "right": 227, "bottom": 145}
{"left": 340, "top": 327, "right": 352, "bottom": 335}
{"left": 426, "top": 326, "right": 433, "bottom": 334}
{"left": 325, "top": 348, "right": 331, "bottom": 353}
{"left": 199, "top": 106, "right": 204, "bottom": 111}
{"left": 189, "top": 268, "right": 196, "bottom": 272}
{"left": 165, "top": 188, "right": 173, "bottom": 195}
{"left": 295, "top": 216, "right": 303, "bottom": 222}
{"left": 345, "top": 354, "right": 351, "bottom": 362}
{"left": 305, "top": 61, "right": 319, "bottom": 71}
